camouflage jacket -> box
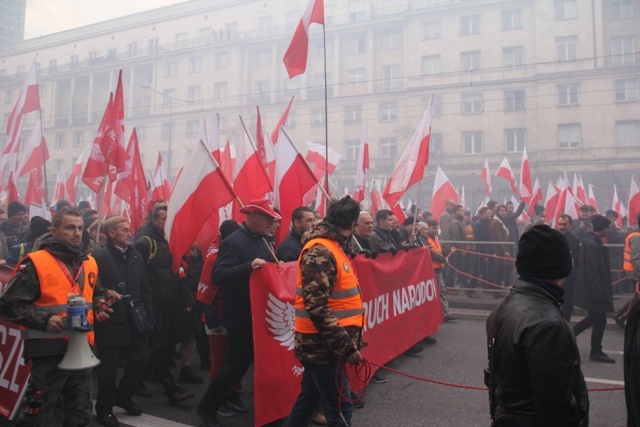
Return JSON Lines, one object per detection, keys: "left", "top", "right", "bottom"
{"left": 294, "top": 222, "right": 362, "bottom": 364}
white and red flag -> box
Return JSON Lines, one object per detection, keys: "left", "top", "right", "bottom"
{"left": 273, "top": 127, "right": 319, "bottom": 244}
{"left": 369, "top": 179, "right": 389, "bottom": 216}
{"left": 430, "top": 166, "right": 459, "bottom": 221}
{"left": 5, "top": 171, "right": 19, "bottom": 204}
{"left": 544, "top": 180, "right": 559, "bottom": 224}
{"left": 587, "top": 183, "right": 599, "bottom": 213}
{"left": 612, "top": 185, "right": 626, "bottom": 227}
{"left": 628, "top": 176, "right": 640, "bottom": 227}
{"left": 353, "top": 122, "right": 370, "bottom": 203}
{"left": 82, "top": 94, "right": 114, "bottom": 192}
{"left": 496, "top": 157, "right": 518, "bottom": 194}
{"left": 271, "top": 97, "right": 294, "bottom": 145}
{"left": 283, "top": 0, "right": 324, "bottom": 78}
{"left": 24, "top": 168, "right": 46, "bottom": 206}
{"left": 481, "top": 157, "right": 492, "bottom": 195}
{"left": 65, "top": 154, "right": 83, "bottom": 204}
{"left": 4, "top": 59, "right": 40, "bottom": 161}
{"left": 52, "top": 166, "right": 67, "bottom": 205}
{"left": 220, "top": 140, "right": 235, "bottom": 184}
{"left": 383, "top": 95, "right": 433, "bottom": 209}
{"left": 16, "top": 118, "right": 49, "bottom": 178}
{"left": 151, "top": 153, "right": 172, "bottom": 202}
{"left": 305, "top": 141, "right": 341, "bottom": 176}
{"left": 166, "top": 138, "right": 237, "bottom": 271}
{"left": 572, "top": 173, "right": 587, "bottom": 205}
{"left": 527, "top": 177, "right": 543, "bottom": 216}
{"left": 518, "top": 146, "right": 532, "bottom": 202}
{"left": 114, "top": 129, "right": 148, "bottom": 232}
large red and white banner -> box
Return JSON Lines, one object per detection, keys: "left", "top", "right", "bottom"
{"left": 250, "top": 248, "right": 441, "bottom": 426}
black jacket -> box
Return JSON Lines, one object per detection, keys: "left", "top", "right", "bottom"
{"left": 370, "top": 226, "right": 397, "bottom": 253}
{"left": 486, "top": 279, "right": 589, "bottom": 426}
{"left": 212, "top": 224, "right": 276, "bottom": 330}
{"left": 473, "top": 219, "right": 492, "bottom": 254}
{"left": 625, "top": 294, "right": 640, "bottom": 427}
{"left": 574, "top": 232, "right": 614, "bottom": 312}
{"left": 93, "top": 241, "right": 153, "bottom": 347}
{"left": 504, "top": 202, "right": 526, "bottom": 244}
{"left": 276, "top": 230, "right": 304, "bottom": 262}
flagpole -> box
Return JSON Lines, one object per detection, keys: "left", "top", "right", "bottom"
{"left": 322, "top": 23, "right": 329, "bottom": 204}
{"left": 280, "top": 126, "right": 331, "bottom": 200}
{"left": 238, "top": 114, "right": 274, "bottom": 191}
{"left": 37, "top": 109, "right": 50, "bottom": 205}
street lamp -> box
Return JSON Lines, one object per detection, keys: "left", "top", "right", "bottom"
{"left": 141, "top": 83, "right": 174, "bottom": 178}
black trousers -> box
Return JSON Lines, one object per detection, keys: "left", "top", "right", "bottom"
{"left": 574, "top": 310, "right": 607, "bottom": 353}
{"left": 199, "top": 328, "right": 253, "bottom": 415}
{"left": 149, "top": 301, "right": 179, "bottom": 394}
{"left": 96, "top": 338, "right": 150, "bottom": 412}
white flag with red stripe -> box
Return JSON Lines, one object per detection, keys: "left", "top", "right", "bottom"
{"left": 283, "top": 0, "right": 324, "bottom": 78}
{"left": 612, "top": 185, "right": 626, "bottom": 227}
{"left": 65, "top": 154, "right": 83, "bottom": 204}
{"left": 544, "top": 180, "right": 559, "bottom": 224}
{"left": 430, "top": 166, "right": 459, "bottom": 220}
{"left": 5, "top": 59, "right": 40, "bottom": 158}
{"left": 496, "top": 157, "right": 518, "bottom": 194}
{"left": 16, "top": 118, "right": 49, "bottom": 178}
{"left": 518, "top": 146, "right": 532, "bottom": 202}
{"left": 588, "top": 183, "right": 599, "bottom": 213}
{"left": 527, "top": 177, "right": 543, "bottom": 216}
{"left": 353, "top": 122, "right": 370, "bottom": 203}
{"left": 481, "top": 157, "right": 492, "bottom": 195}
{"left": 628, "top": 176, "right": 640, "bottom": 226}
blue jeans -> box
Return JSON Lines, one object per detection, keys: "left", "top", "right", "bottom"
{"left": 285, "top": 360, "right": 353, "bottom": 427}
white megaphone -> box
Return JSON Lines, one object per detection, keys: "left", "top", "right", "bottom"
{"left": 57, "top": 296, "right": 100, "bottom": 371}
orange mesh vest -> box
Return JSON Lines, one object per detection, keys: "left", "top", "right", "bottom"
{"left": 427, "top": 236, "right": 444, "bottom": 269}
{"left": 294, "top": 238, "right": 364, "bottom": 333}
{"left": 623, "top": 232, "right": 640, "bottom": 273}
{"left": 17, "top": 250, "right": 98, "bottom": 345}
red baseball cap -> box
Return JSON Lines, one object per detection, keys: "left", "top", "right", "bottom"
{"left": 239, "top": 199, "right": 281, "bottom": 219}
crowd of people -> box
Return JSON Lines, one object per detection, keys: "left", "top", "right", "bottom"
{"left": 0, "top": 193, "right": 638, "bottom": 426}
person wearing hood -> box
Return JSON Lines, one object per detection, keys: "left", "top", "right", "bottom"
{"left": 485, "top": 224, "right": 589, "bottom": 426}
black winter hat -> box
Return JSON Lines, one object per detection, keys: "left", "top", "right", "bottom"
{"left": 219, "top": 220, "right": 240, "bottom": 240}
{"left": 29, "top": 216, "right": 51, "bottom": 239}
{"left": 591, "top": 214, "right": 611, "bottom": 232}
{"left": 7, "top": 201, "right": 26, "bottom": 217}
{"left": 516, "top": 224, "right": 572, "bottom": 280}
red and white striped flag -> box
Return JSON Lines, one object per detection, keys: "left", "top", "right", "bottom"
{"left": 5, "top": 59, "right": 40, "bottom": 159}
{"left": 353, "top": 122, "right": 370, "bottom": 203}
{"left": 16, "top": 118, "right": 49, "bottom": 178}
{"left": 65, "top": 154, "right": 83, "bottom": 204}
{"left": 612, "top": 185, "right": 626, "bottom": 227}
{"left": 430, "top": 166, "right": 459, "bottom": 221}
{"left": 628, "top": 176, "right": 640, "bottom": 226}
{"left": 587, "top": 183, "right": 599, "bottom": 213}
{"left": 496, "top": 157, "right": 518, "bottom": 194}
{"left": 518, "top": 146, "right": 532, "bottom": 202}
{"left": 283, "top": 0, "right": 324, "bottom": 78}
{"left": 527, "top": 178, "right": 543, "bottom": 216}
{"left": 481, "top": 158, "right": 492, "bottom": 195}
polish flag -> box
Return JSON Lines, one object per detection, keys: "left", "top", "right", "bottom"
{"left": 628, "top": 176, "right": 640, "bottom": 227}
{"left": 208, "top": 114, "right": 222, "bottom": 163}
{"left": 107, "top": 69, "right": 127, "bottom": 178}
{"left": 612, "top": 185, "right": 625, "bottom": 227}
{"left": 460, "top": 185, "right": 466, "bottom": 210}
{"left": 527, "top": 178, "right": 543, "bottom": 216}
{"left": 430, "top": 166, "right": 459, "bottom": 221}
{"left": 587, "top": 183, "right": 599, "bottom": 213}
{"left": 572, "top": 173, "right": 587, "bottom": 205}
{"left": 305, "top": 141, "right": 341, "bottom": 175}
{"left": 544, "top": 180, "right": 559, "bottom": 224}
{"left": 392, "top": 201, "right": 407, "bottom": 224}
{"left": 552, "top": 174, "right": 575, "bottom": 226}
{"left": 518, "top": 146, "right": 532, "bottom": 202}
{"left": 273, "top": 127, "right": 319, "bottom": 244}
{"left": 65, "top": 154, "right": 83, "bottom": 204}
{"left": 220, "top": 140, "right": 235, "bottom": 184}
{"left": 5, "top": 171, "right": 19, "bottom": 203}
{"left": 151, "top": 153, "right": 172, "bottom": 202}
{"left": 353, "top": 122, "right": 370, "bottom": 203}
{"left": 496, "top": 157, "right": 518, "bottom": 194}
{"left": 369, "top": 179, "right": 389, "bottom": 216}
{"left": 5, "top": 59, "right": 41, "bottom": 159}
{"left": 114, "top": 129, "right": 148, "bottom": 232}
{"left": 562, "top": 187, "right": 579, "bottom": 220}
{"left": 314, "top": 175, "right": 328, "bottom": 217}
{"left": 232, "top": 125, "right": 273, "bottom": 220}
{"left": 511, "top": 195, "right": 529, "bottom": 221}
{"left": 166, "top": 138, "right": 237, "bottom": 271}
{"left": 480, "top": 158, "right": 492, "bottom": 195}
{"left": 271, "top": 97, "right": 294, "bottom": 145}
{"left": 255, "top": 107, "right": 274, "bottom": 188}
{"left": 383, "top": 96, "right": 433, "bottom": 208}
{"left": 52, "top": 166, "right": 67, "bottom": 205}
{"left": 82, "top": 94, "right": 114, "bottom": 192}
{"left": 16, "top": 118, "right": 49, "bottom": 178}
{"left": 24, "top": 168, "right": 46, "bottom": 206}
{"left": 283, "top": 0, "right": 324, "bottom": 78}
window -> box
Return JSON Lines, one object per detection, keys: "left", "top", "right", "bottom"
{"left": 556, "top": 36, "right": 578, "bottom": 61}
{"left": 55, "top": 134, "right": 65, "bottom": 149}
{"left": 616, "top": 120, "right": 640, "bottom": 146}
{"left": 215, "top": 52, "right": 230, "bottom": 69}
{"left": 555, "top": 0, "right": 577, "bottom": 20}
{"left": 421, "top": 55, "right": 442, "bottom": 75}
{"left": 421, "top": 20, "right": 442, "bottom": 40}
{"left": 504, "top": 90, "right": 525, "bottom": 111}
{"left": 189, "top": 56, "right": 202, "bottom": 74}
{"left": 461, "top": 51, "right": 482, "bottom": 71}
{"left": 148, "top": 37, "right": 159, "bottom": 55}
{"left": 255, "top": 80, "right": 269, "bottom": 94}
{"left": 558, "top": 124, "right": 581, "bottom": 148}
{"left": 503, "top": 46, "right": 524, "bottom": 68}
{"left": 505, "top": 128, "right": 526, "bottom": 152}
{"left": 344, "top": 105, "right": 362, "bottom": 124}
{"left": 187, "top": 86, "right": 201, "bottom": 102}
{"left": 187, "top": 120, "right": 199, "bottom": 137}
{"left": 611, "top": 36, "right": 636, "bottom": 66}
{"left": 48, "top": 59, "right": 57, "bottom": 73}
{"left": 163, "top": 90, "right": 176, "bottom": 107}
{"left": 311, "top": 109, "right": 325, "bottom": 126}
{"left": 379, "top": 102, "right": 397, "bottom": 122}
{"left": 70, "top": 55, "right": 79, "bottom": 69}
{"left": 381, "top": 65, "right": 400, "bottom": 92}
{"left": 73, "top": 132, "right": 83, "bottom": 147}
{"left": 433, "top": 95, "right": 443, "bottom": 117}
{"left": 615, "top": 78, "right": 638, "bottom": 101}
{"left": 379, "top": 137, "right": 397, "bottom": 158}
{"left": 214, "top": 82, "right": 228, "bottom": 99}
{"left": 347, "top": 69, "right": 366, "bottom": 84}
{"left": 558, "top": 83, "right": 580, "bottom": 105}
{"left": 198, "top": 27, "right": 214, "bottom": 43}
{"left": 502, "top": 9, "right": 523, "bottom": 30}
{"left": 175, "top": 32, "right": 188, "bottom": 48}
{"left": 162, "top": 122, "right": 172, "bottom": 140}
{"left": 348, "top": 0, "right": 365, "bottom": 22}
{"left": 460, "top": 15, "right": 480, "bottom": 36}
{"left": 380, "top": 29, "right": 402, "bottom": 50}
{"left": 257, "top": 15, "right": 274, "bottom": 37}
{"left": 610, "top": 0, "right": 634, "bottom": 19}
{"left": 165, "top": 61, "right": 177, "bottom": 77}
{"left": 127, "top": 42, "right": 137, "bottom": 58}
{"left": 347, "top": 37, "right": 365, "bottom": 55}
{"left": 462, "top": 93, "right": 483, "bottom": 114}
{"left": 254, "top": 51, "right": 270, "bottom": 67}
{"left": 3, "top": 90, "right": 11, "bottom": 104}
{"left": 430, "top": 133, "right": 443, "bottom": 154}
{"left": 345, "top": 139, "right": 359, "bottom": 161}
{"left": 106, "top": 48, "right": 117, "bottom": 60}
{"left": 462, "top": 131, "right": 483, "bottom": 154}
{"left": 39, "top": 84, "right": 46, "bottom": 98}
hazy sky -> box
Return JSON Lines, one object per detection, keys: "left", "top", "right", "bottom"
{"left": 24, "top": 0, "right": 187, "bottom": 39}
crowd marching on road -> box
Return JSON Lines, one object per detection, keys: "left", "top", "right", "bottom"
{"left": 0, "top": 194, "right": 638, "bottom": 427}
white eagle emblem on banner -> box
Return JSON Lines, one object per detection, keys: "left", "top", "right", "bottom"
{"left": 265, "top": 293, "right": 295, "bottom": 351}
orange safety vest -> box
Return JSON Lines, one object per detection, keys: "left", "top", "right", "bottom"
{"left": 17, "top": 250, "right": 98, "bottom": 345}
{"left": 294, "top": 238, "right": 364, "bottom": 333}
{"left": 623, "top": 231, "right": 640, "bottom": 273}
{"left": 427, "top": 236, "right": 444, "bottom": 269}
